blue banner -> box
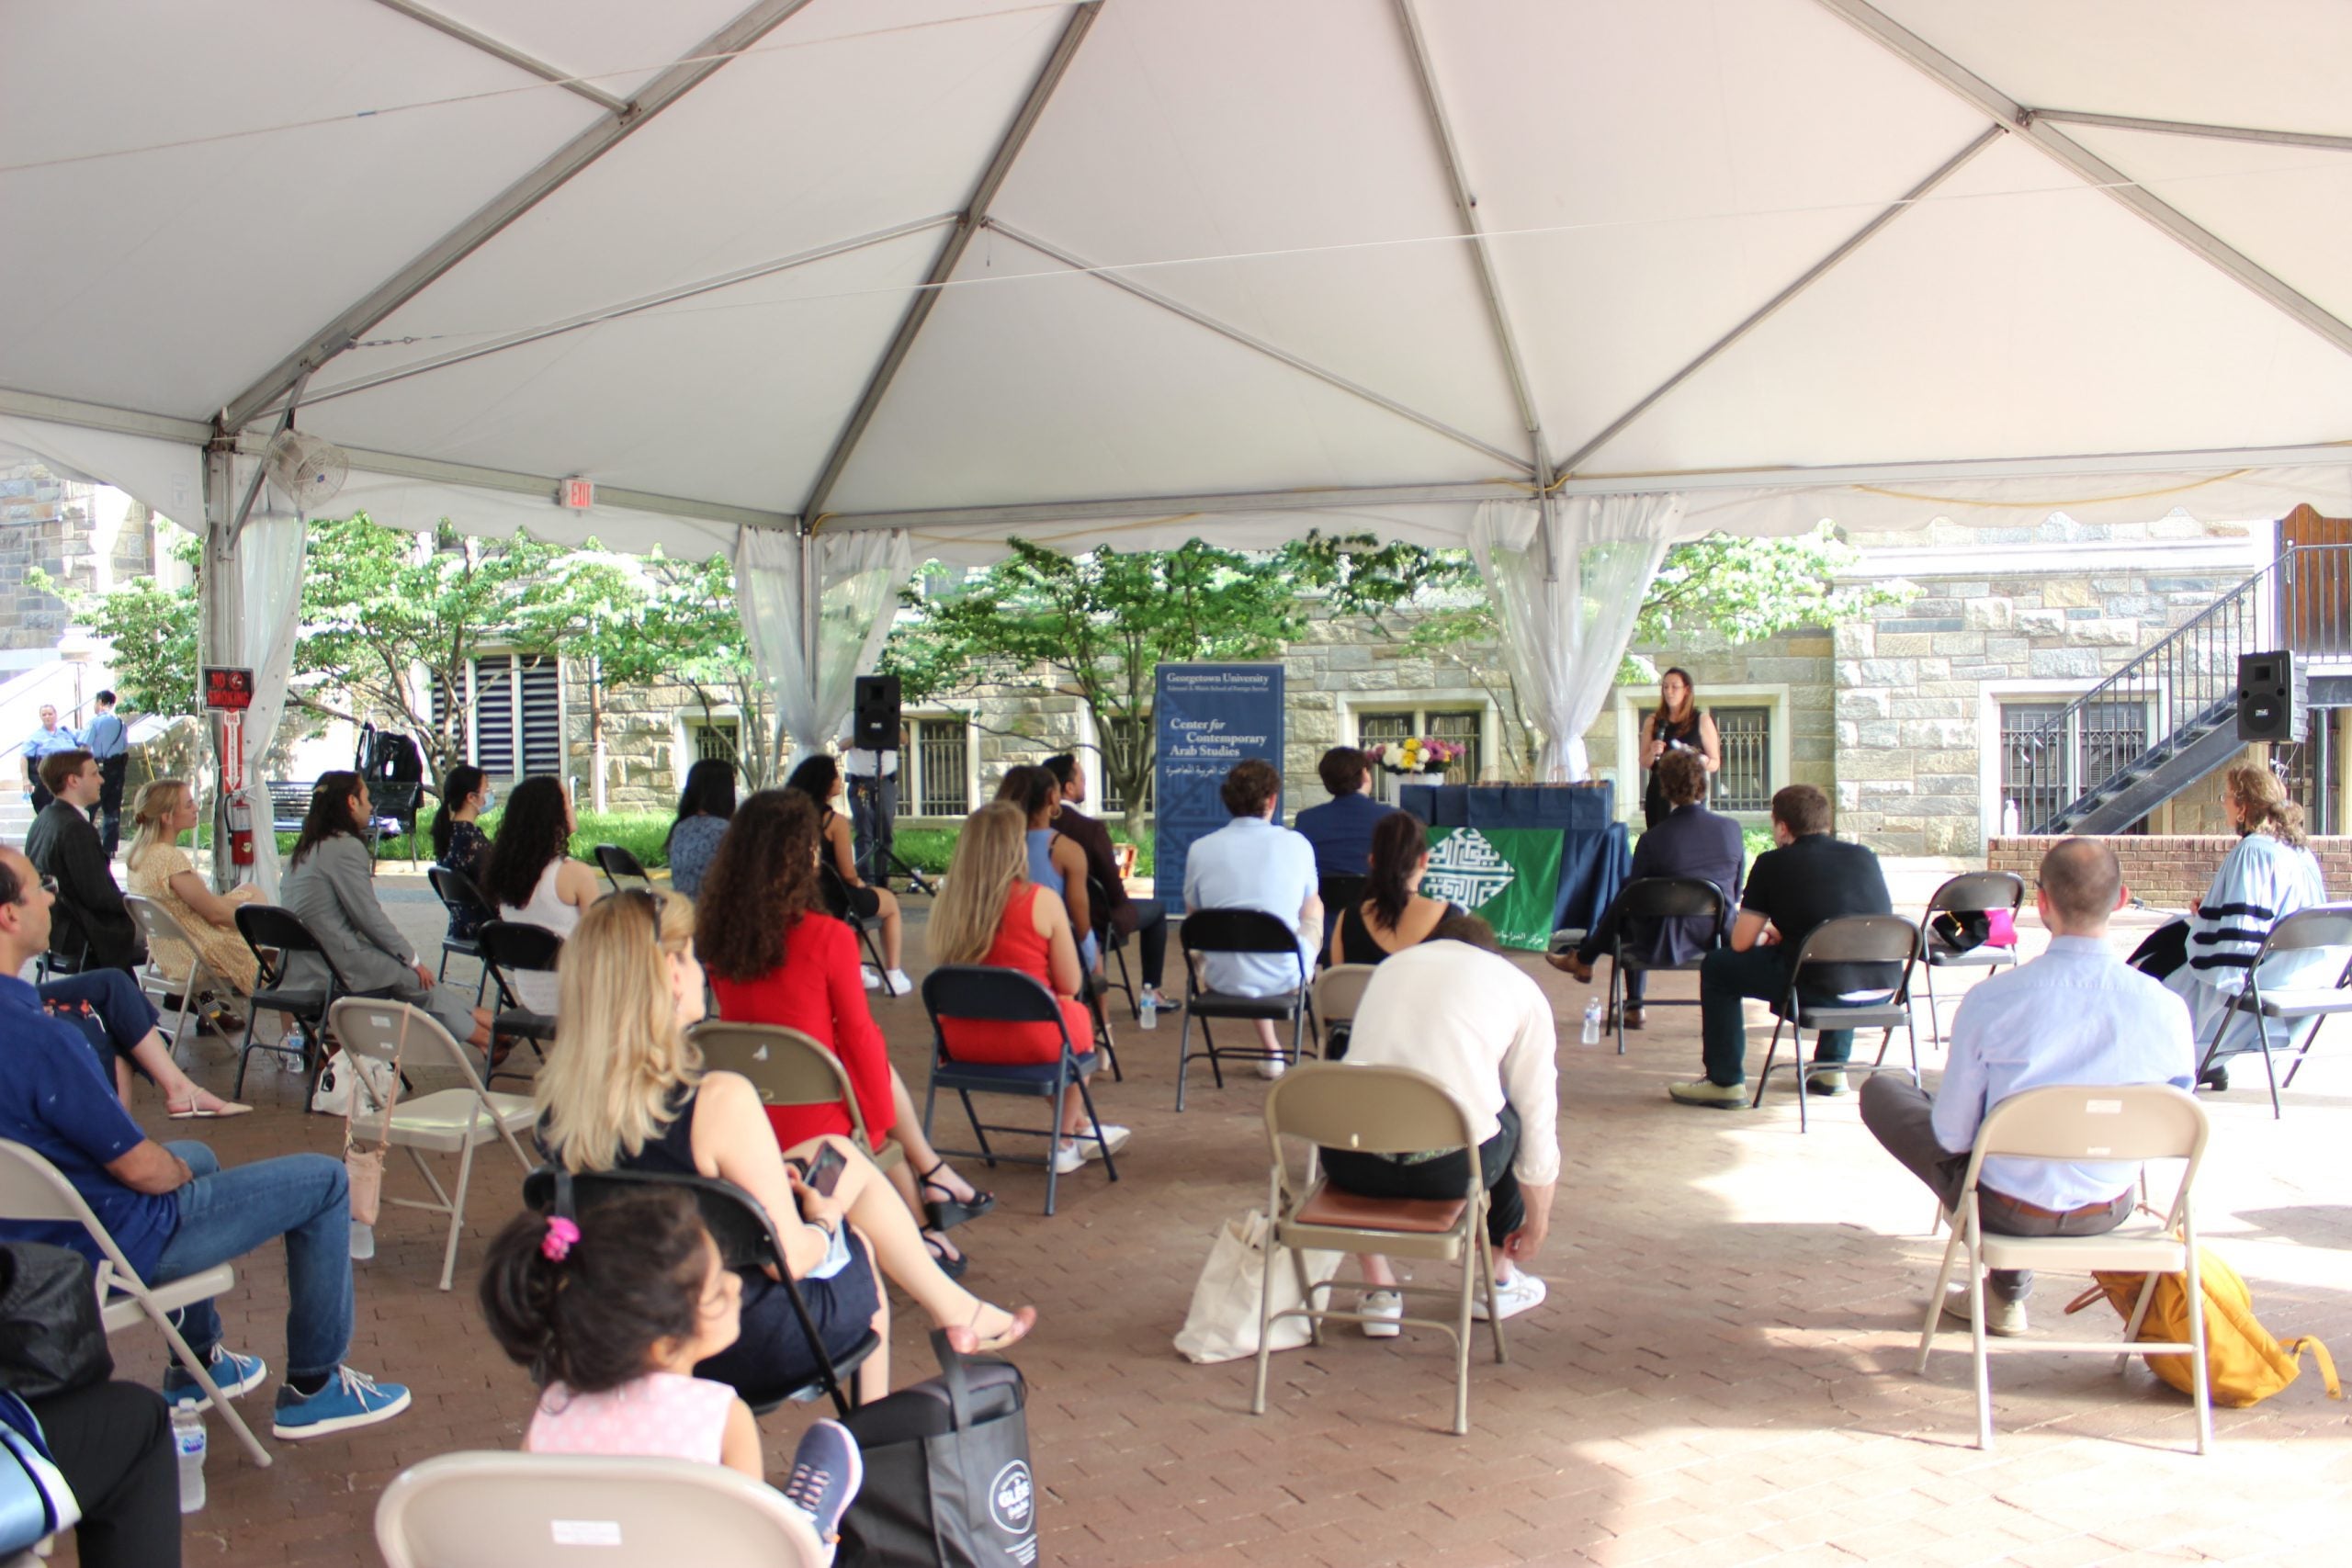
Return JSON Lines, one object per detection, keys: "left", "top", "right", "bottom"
{"left": 1153, "top": 663, "right": 1286, "bottom": 912}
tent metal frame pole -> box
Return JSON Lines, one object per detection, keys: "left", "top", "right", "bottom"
{"left": 797, "top": 1, "right": 1102, "bottom": 527}
{"left": 1817, "top": 0, "right": 2352, "bottom": 362}
{"left": 227, "top": 371, "right": 311, "bottom": 547}
{"left": 368, "top": 0, "right": 630, "bottom": 114}
{"left": 2027, "top": 109, "right": 2352, "bottom": 155}
{"left": 1556, "top": 124, "right": 2003, "bottom": 476}
{"left": 221, "top": 0, "right": 820, "bottom": 434}
{"left": 987, "top": 220, "right": 1534, "bottom": 475}
{"left": 199, "top": 434, "right": 242, "bottom": 889}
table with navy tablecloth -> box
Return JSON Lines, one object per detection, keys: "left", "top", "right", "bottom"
{"left": 1396, "top": 781, "right": 1633, "bottom": 940}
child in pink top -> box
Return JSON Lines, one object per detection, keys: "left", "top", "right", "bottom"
{"left": 480, "top": 1186, "right": 862, "bottom": 1546}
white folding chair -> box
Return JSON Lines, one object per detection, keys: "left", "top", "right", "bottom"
{"left": 1912, "top": 1084, "right": 2212, "bottom": 1453}
{"left": 375, "top": 1451, "right": 826, "bottom": 1568}
{"left": 124, "top": 894, "right": 237, "bottom": 1054}
{"left": 1310, "top": 963, "right": 1376, "bottom": 1057}
{"left": 2194, "top": 903, "right": 2352, "bottom": 1118}
{"left": 328, "top": 999, "right": 538, "bottom": 1292}
{"left": 0, "top": 1140, "right": 270, "bottom": 1466}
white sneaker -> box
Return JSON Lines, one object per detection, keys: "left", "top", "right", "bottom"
{"left": 1941, "top": 1285, "right": 2028, "bottom": 1337}
{"left": 1050, "top": 1141, "right": 1086, "bottom": 1176}
{"left": 1080, "top": 1124, "right": 1130, "bottom": 1163}
{"left": 860, "top": 965, "right": 882, "bottom": 991}
{"left": 883, "top": 968, "right": 913, "bottom": 996}
{"left": 1360, "top": 1290, "right": 1403, "bottom": 1338}
{"left": 1472, "top": 1271, "right": 1547, "bottom": 1322}
{"left": 1255, "top": 1056, "right": 1287, "bottom": 1080}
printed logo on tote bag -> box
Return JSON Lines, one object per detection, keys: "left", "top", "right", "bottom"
{"left": 989, "top": 1460, "right": 1035, "bottom": 1535}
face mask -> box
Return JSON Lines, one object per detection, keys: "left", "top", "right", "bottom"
{"left": 480, "top": 788, "right": 496, "bottom": 812}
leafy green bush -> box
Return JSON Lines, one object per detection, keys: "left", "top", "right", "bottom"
{"left": 1742, "top": 824, "right": 1777, "bottom": 862}
{"left": 894, "top": 824, "right": 1156, "bottom": 879}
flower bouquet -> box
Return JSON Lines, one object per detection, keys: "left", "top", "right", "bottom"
{"left": 1367, "top": 738, "right": 1466, "bottom": 777}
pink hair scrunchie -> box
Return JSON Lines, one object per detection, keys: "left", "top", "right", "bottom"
{"left": 541, "top": 1215, "right": 581, "bottom": 1263}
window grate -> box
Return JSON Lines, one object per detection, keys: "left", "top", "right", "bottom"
{"left": 1713, "top": 706, "right": 1771, "bottom": 812}
{"left": 1100, "top": 714, "right": 1153, "bottom": 817}
{"left": 912, "top": 718, "right": 969, "bottom": 817}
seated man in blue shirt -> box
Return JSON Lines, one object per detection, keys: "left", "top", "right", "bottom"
{"left": 1290, "top": 747, "right": 1396, "bottom": 912}
{"left": 0, "top": 845, "right": 411, "bottom": 1439}
{"left": 1860, "top": 838, "right": 2195, "bottom": 1337}
{"left": 1182, "top": 760, "right": 1322, "bottom": 1079}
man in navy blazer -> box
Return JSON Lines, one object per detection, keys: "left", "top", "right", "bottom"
{"left": 1548, "top": 750, "right": 1744, "bottom": 1027}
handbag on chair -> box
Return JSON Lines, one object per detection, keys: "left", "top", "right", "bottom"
{"left": 836, "top": 1330, "right": 1035, "bottom": 1568}
{"left": 0, "top": 1244, "right": 112, "bottom": 1402}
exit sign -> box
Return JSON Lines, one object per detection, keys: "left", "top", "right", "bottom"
{"left": 557, "top": 477, "right": 594, "bottom": 510}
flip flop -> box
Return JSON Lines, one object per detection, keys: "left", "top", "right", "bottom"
{"left": 168, "top": 1100, "right": 254, "bottom": 1120}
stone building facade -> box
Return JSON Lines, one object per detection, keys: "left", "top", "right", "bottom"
{"left": 1, "top": 459, "right": 158, "bottom": 650}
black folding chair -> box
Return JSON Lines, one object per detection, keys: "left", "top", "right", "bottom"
{"left": 1316, "top": 874, "right": 1367, "bottom": 957}
{"left": 920, "top": 966, "right": 1117, "bottom": 1216}
{"left": 2196, "top": 903, "right": 2352, "bottom": 1118}
{"left": 594, "top": 844, "right": 652, "bottom": 894}
{"left": 819, "top": 862, "right": 890, "bottom": 983}
{"left": 1087, "top": 875, "right": 1139, "bottom": 1022}
{"left": 426, "top": 865, "right": 493, "bottom": 989}
{"left": 1174, "top": 908, "right": 1317, "bottom": 1112}
{"left": 366, "top": 781, "right": 424, "bottom": 861}
{"left": 520, "top": 1166, "right": 873, "bottom": 1418}
{"left": 1602, "top": 876, "right": 1730, "bottom": 1055}
{"left": 476, "top": 920, "right": 563, "bottom": 1086}
{"left": 1917, "top": 871, "right": 2026, "bottom": 1044}
{"left": 1751, "top": 914, "right": 1922, "bottom": 1132}
{"left": 230, "top": 904, "right": 346, "bottom": 1098}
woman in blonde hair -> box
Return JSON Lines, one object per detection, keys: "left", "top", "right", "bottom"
{"left": 124, "top": 778, "right": 263, "bottom": 1010}
{"left": 932, "top": 802, "right": 1125, "bottom": 1174}
{"left": 2132, "top": 763, "right": 2330, "bottom": 1089}
{"left": 537, "top": 892, "right": 1034, "bottom": 1404}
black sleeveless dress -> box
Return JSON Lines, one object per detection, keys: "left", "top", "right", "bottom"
{"left": 1643, "top": 710, "right": 1705, "bottom": 829}
{"left": 613, "top": 1088, "right": 880, "bottom": 1401}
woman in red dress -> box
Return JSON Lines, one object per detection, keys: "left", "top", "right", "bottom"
{"left": 930, "top": 802, "right": 1128, "bottom": 1174}
{"left": 696, "top": 789, "right": 993, "bottom": 1277}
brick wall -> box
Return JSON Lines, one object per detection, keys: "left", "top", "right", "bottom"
{"left": 1988, "top": 835, "right": 2352, "bottom": 909}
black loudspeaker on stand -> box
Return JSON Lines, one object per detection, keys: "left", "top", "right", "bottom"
{"left": 854, "top": 675, "right": 902, "bottom": 751}
{"left": 2236, "top": 650, "right": 2307, "bottom": 743}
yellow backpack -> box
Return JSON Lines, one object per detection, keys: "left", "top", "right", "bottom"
{"left": 2066, "top": 1245, "right": 2342, "bottom": 1409}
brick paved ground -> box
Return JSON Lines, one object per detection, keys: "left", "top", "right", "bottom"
{"left": 58, "top": 878, "right": 2352, "bottom": 1565}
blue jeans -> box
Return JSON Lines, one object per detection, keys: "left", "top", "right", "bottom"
{"left": 149, "top": 1145, "right": 352, "bottom": 1382}
{"left": 1698, "top": 945, "right": 1854, "bottom": 1086}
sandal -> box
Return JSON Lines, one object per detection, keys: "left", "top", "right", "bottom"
{"left": 922, "top": 1229, "right": 970, "bottom": 1281}
{"left": 944, "top": 1303, "right": 1036, "bottom": 1358}
{"left": 919, "top": 1162, "right": 996, "bottom": 1232}
{"left": 168, "top": 1096, "right": 253, "bottom": 1120}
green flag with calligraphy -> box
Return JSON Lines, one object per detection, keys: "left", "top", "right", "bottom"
{"left": 1419, "top": 826, "right": 1564, "bottom": 952}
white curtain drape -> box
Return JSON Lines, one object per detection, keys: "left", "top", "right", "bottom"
{"left": 1469, "top": 493, "right": 1684, "bottom": 784}
{"left": 236, "top": 509, "right": 309, "bottom": 897}
{"left": 735, "top": 528, "right": 914, "bottom": 772}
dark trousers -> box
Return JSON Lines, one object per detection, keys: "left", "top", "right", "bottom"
{"left": 1577, "top": 905, "right": 1657, "bottom": 1003}
{"left": 28, "top": 1381, "right": 182, "bottom": 1568}
{"left": 1128, "top": 899, "right": 1169, "bottom": 989}
{"left": 1860, "top": 1076, "right": 2134, "bottom": 1302}
{"left": 1698, "top": 944, "right": 1853, "bottom": 1085}
{"left": 1322, "top": 1104, "right": 1523, "bottom": 1247}
{"left": 28, "top": 777, "right": 52, "bottom": 814}
{"left": 848, "top": 773, "right": 895, "bottom": 886}
{"left": 96, "top": 754, "right": 129, "bottom": 855}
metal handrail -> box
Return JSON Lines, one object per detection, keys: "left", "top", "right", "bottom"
{"left": 2015, "top": 543, "right": 2349, "bottom": 832}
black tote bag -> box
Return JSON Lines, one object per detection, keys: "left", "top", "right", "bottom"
{"left": 838, "top": 1330, "right": 1037, "bottom": 1567}
{"left": 0, "top": 1243, "right": 112, "bottom": 1401}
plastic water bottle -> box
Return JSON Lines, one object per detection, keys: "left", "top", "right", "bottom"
{"left": 1580, "top": 998, "right": 1603, "bottom": 1046}
{"left": 350, "top": 1220, "right": 375, "bottom": 1261}
{"left": 173, "top": 1406, "right": 206, "bottom": 1513}
{"left": 1138, "top": 991, "right": 1158, "bottom": 1031}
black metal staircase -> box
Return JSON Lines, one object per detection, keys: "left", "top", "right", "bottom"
{"left": 2013, "top": 545, "right": 2350, "bottom": 835}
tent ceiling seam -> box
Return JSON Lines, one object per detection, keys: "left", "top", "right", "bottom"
{"left": 797, "top": 1, "right": 1104, "bottom": 528}
{"left": 1555, "top": 123, "right": 2005, "bottom": 477}
{"left": 1816, "top": 0, "right": 2352, "bottom": 363}
{"left": 219, "top": 0, "right": 822, "bottom": 434}
{"left": 986, "top": 220, "right": 1537, "bottom": 475}
{"left": 368, "top": 0, "right": 631, "bottom": 115}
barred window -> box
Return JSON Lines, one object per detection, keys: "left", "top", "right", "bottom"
{"left": 431, "top": 653, "right": 561, "bottom": 778}
{"left": 689, "top": 718, "right": 741, "bottom": 766}
{"left": 909, "top": 716, "right": 971, "bottom": 817}
{"left": 1998, "top": 698, "right": 2153, "bottom": 832}
{"left": 1099, "top": 713, "right": 1153, "bottom": 817}
{"left": 1713, "top": 706, "right": 1771, "bottom": 812}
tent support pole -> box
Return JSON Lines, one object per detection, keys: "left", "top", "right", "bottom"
{"left": 200, "top": 434, "right": 243, "bottom": 890}
{"left": 2026, "top": 109, "right": 2352, "bottom": 155}
{"left": 368, "top": 0, "right": 631, "bottom": 114}
{"left": 1817, "top": 0, "right": 2352, "bottom": 362}
{"left": 798, "top": 2, "right": 1104, "bottom": 525}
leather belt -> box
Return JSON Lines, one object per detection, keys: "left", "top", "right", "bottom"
{"left": 1981, "top": 1188, "right": 2128, "bottom": 1222}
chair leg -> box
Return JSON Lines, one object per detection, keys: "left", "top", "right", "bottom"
{"left": 438, "top": 1138, "right": 480, "bottom": 1292}
{"left": 1250, "top": 1227, "right": 1280, "bottom": 1417}
{"left": 1969, "top": 1246, "right": 1994, "bottom": 1450}
{"left": 1611, "top": 952, "right": 1626, "bottom": 1055}
{"left": 2259, "top": 1035, "right": 2283, "bottom": 1119}
{"left": 959, "top": 1089, "right": 994, "bottom": 1166}
{"left": 1042, "top": 1079, "right": 1065, "bottom": 1217}
{"left": 1750, "top": 1019, "right": 1784, "bottom": 1111}
{"left": 1075, "top": 1072, "right": 1116, "bottom": 1185}
{"left": 1923, "top": 964, "right": 1940, "bottom": 1046}
{"left": 2184, "top": 1228, "right": 2211, "bottom": 1454}
{"left": 1173, "top": 1004, "right": 1195, "bottom": 1112}
{"left": 2118, "top": 1269, "right": 2162, "bottom": 1372}
{"left": 231, "top": 1013, "right": 263, "bottom": 1099}
{"left": 146, "top": 1299, "right": 271, "bottom": 1468}
{"left": 1453, "top": 1233, "right": 1476, "bottom": 1438}
{"left": 1914, "top": 1226, "right": 1965, "bottom": 1374}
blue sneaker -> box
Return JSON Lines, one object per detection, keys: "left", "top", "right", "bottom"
{"left": 779, "top": 1419, "right": 862, "bottom": 1542}
{"left": 270, "top": 1366, "right": 411, "bottom": 1440}
{"left": 163, "top": 1346, "right": 267, "bottom": 1409}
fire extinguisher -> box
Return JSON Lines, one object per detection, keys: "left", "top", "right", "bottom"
{"left": 229, "top": 789, "right": 254, "bottom": 867}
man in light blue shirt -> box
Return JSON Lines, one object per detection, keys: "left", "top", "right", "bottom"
{"left": 81, "top": 690, "right": 131, "bottom": 854}
{"left": 1182, "top": 759, "right": 1321, "bottom": 1079}
{"left": 1860, "top": 837, "right": 2195, "bottom": 1337}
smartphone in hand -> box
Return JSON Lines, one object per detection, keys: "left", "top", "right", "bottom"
{"left": 806, "top": 1142, "right": 848, "bottom": 1200}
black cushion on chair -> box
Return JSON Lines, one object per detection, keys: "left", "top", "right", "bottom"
{"left": 1187, "top": 988, "right": 1305, "bottom": 1021}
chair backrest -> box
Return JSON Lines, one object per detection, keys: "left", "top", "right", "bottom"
{"left": 1261, "top": 1063, "right": 1475, "bottom": 1162}
{"left": 428, "top": 865, "right": 493, "bottom": 922}
{"left": 1925, "top": 870, "right": 2026, "bottom": 918}
{"left": 0, "top": 1140, "right": 141, "bottom": 1282}
{"left": 1182, "top": 907, "right": 1306, "bottom": 957}
{"left": 233, "top": 902, "right": 345, "bottom": 990}
{"left": 477, "top": 920, "right": 565, "bottom": 973}
{"left": 1317, "top": 874, "right": 1368, "bottom": 921}
{"left": 1615, "top": 875, "right": 1728, "bottom": 924}
{"left": 817, "top": 861, "right": 865, "bottom": 925}
{"left": 375, "top": 1451, "right": 824, "bottom": 1568}
{"left": 921, "top": 965, "right": 1078, "bottom": 1064}
{"left": 688, "top": 1022, "right": 871, "bottom": 1145}
{"left": 595, "top": 844, "right": 651, "bottom": 891}
{"left": 2251, "top": 902, "right": 2352, "bottom": 957}
{"left": 331, "top": 998, "right": 496, "bottom": 1116}
{"left": 520, "top": 1165, "right": 782, "bottom": 1274}
{"left": 1311, "top": 964, "right": 1378, "bottom": 1027}
{"left": 123, "top": 894, "right": 199, "bottom": 969}
{"left": 1972, "top": 1083, "right": 2208, "bottom": 1168}
{"left": 1787, "top": 913, "right": 1921, "bottom": 977}
{"left": 1084, "top": 875, "right": 1116, "bottom": 944}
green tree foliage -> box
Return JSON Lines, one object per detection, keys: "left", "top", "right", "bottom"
{"left": 28, "top": 544, "right": 201, "bottom": 716}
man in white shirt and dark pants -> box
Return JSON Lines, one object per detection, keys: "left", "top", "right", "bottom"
{"left": 1182, "top": 759, "right": 1321, "bottom": 1078}
{"left": 1860, "top": 837, "right": 2195, "bottom": 1336}
{"left": 1321, "top": 914, "right": 1560, "bottom": 1327}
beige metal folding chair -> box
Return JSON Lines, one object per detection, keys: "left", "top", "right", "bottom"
{"left": 2193, "top": 902, "right": 2352, "bottom": 1119}
{"left": 1251, "top": 1064, "right": 1505, "bottom": 1437}
{"left": 329, "top": 999, "right": 538, "bottom": 1292}
{"left": 688, "top": 1020, "right": 904, "bottom": 1175}
{"left": 125, "top": 893, "right": 237, "bottom": 1055}
{"left": 1913, "top": 1083, "right": 2212, "bottom": 1452}
{"left": 375, "top": 1451, "right": 825, "bottom": 1568}
{"left": 0, "top": 1140, "right": 270, "bottom": 1466}
{"left": 1310, "top": 963, "right": 1377, "bottom": 1058}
